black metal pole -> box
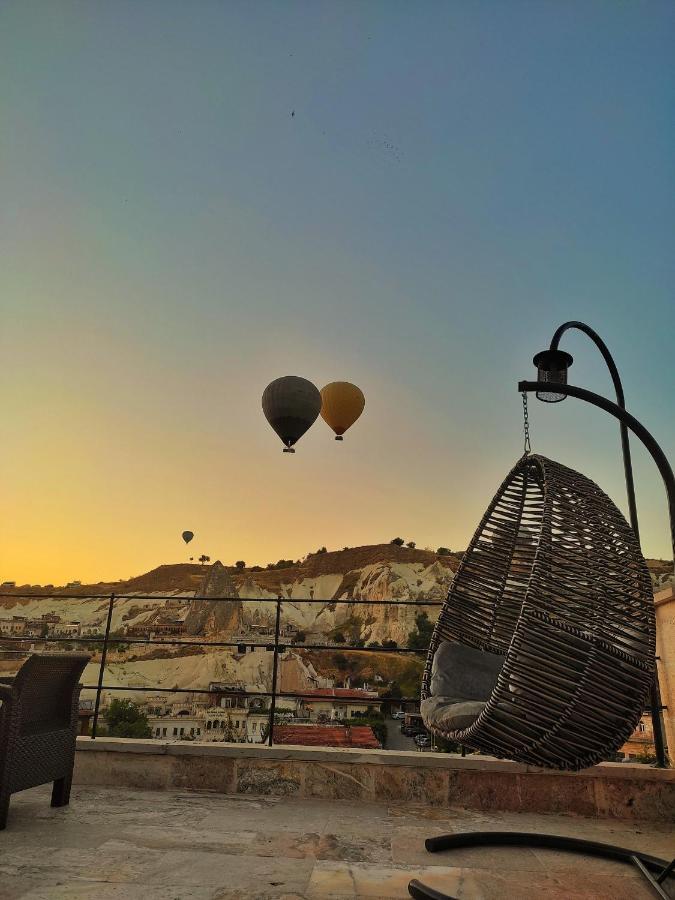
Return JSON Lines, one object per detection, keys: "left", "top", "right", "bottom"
{"left": 91, "top": 592, "right": 115, "bottom": 739}
{"left": 547, "top": 322, "right": 667, "bottom": 767}
{"left": 267, "top": 597, "right": 282, "bottom": 747}
{"left": 520, "top": 379, "right": 673, "bottom": 766}
{"left": 550, "top": 322, "right": 641, "bottom": 537}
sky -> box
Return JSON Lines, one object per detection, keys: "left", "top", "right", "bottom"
{"left": 2, "top": 1, "right": 674, "bottom": 586}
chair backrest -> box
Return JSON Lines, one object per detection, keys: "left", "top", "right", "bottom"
{"left": 12, "top": 654, "right": 90, "bottom": 735}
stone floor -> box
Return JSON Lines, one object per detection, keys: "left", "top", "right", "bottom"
{"left": 1, "top": 786, "right": 673, "bottom": 899}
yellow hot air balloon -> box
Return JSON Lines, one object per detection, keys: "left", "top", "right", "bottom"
{"left": 320, "top": 382, "right": 365, "bottom": 441}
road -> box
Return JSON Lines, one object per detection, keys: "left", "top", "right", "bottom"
{"left": 383, "top": 719, "right": 420, "bottom": 752}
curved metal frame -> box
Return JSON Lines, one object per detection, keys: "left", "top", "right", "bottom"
{"left": 409, "top": 833, "right": 673, "bottom": 900}
{"left": 548, "top": 321, "right": 671, "bottom": 768}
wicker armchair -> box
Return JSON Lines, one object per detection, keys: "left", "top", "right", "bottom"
{"left": 0, "top": 653, "right": 90, "bottom": 829}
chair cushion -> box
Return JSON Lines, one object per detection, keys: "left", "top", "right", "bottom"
{"left": 422, "top": 641, "right": 504, "bottom": 733}
{"left": 421, "top": 696, "right": 486, "bottom": 731}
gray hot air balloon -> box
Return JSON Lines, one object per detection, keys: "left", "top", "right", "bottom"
{"left": 182, "top": 531, "right": 194, "bottom": 545}
{"left": 262, "top": 376, "right": 322, "bottom": 452}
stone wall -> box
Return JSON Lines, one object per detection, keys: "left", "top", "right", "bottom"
{"left": 74, "top": 738, "right": 674, "bottom": 823}
{"left": 656, "top": 585, "right": 675, "bottom": 759}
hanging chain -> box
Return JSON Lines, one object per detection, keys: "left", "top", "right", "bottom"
{"left": 521, "top": 391, "right": 531, "bottom": 455}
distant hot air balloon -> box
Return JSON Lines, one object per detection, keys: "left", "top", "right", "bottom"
{"left": 320, "top": 382, "right": 365, "bottom": 441}
{"left": 262, "top": 376, "right": 322, "bottom": 453}
{"left": 182, "top": 531, "right": 194, "bottom": 545}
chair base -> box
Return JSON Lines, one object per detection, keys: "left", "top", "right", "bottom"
{"left": 407, "top": 832, "right": 674, "bottom": 900}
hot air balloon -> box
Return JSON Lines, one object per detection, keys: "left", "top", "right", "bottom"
{"left": 182, "top": 531, "right": 194, "bottom": 545}
{"left": 320, "top": 382, "right": 365, "bottom": 441}
{"left": 262, "top": 376, "right": 322, "bottom": 452}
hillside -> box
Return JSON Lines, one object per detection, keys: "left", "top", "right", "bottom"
{"left": 2, "top": 545, "right": 670, "bottom": 647}
{"left": 1, "top": 544, "right": 671, "bottom": 703}
{"left": 0, "top": 544, "right": 461, "bottom": 646}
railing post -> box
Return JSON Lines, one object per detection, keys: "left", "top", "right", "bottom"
{"left": 267, "top": 597, "right": 282, "bottom": 747}
{"left": 91, "top": 592, "right": 115, "bottom": 739}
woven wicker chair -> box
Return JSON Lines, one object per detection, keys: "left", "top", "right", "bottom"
{"left": 0, "top": 653, "right": 90, "bottom": 829}
{"left": 421, "top": 454, "right": 655, "bottom": 771}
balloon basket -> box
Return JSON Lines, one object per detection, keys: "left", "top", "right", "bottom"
{"left": 335, "top": 436, "right": 344, "bottom": 441}
{"left": 283, "top": 447, "right": 296, "bottom": 453}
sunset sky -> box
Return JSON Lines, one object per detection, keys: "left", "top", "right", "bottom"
{"left": 2, "top": 2, "right": 674, "bottom": 586}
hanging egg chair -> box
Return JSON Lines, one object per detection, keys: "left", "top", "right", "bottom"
{"left": 421, "top": 453, "right": 655, "bottom": 771}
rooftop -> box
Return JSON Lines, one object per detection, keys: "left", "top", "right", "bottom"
{"left": 4, "top": 783, "right": 674, "bottom": 899}
{"left": 300, "top": 689, "right": 380, "bottom": 699}
{"left": 273, "top": 725, "right": 380, "bottom": 749}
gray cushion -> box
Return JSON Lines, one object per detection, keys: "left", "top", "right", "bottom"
{"left": 430, "top": 641, "right": 504, "bottom": 701}
{"left": 421, "top": 696, "right": 486, "bottom": 731}
{"left": 422, "top": 641, "right": 504, "bottom": 733}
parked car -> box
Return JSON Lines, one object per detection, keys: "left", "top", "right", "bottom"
{"left": 414, "top": 733, "right": 431, "bottom": 749}
{"left": 401, "top": 723, "right": 424, "bottom": 737}
{"left": 391, "top": 711, "right": 405, "bottom": 720}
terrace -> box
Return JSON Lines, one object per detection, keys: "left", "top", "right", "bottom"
{"left": 3, "top": 743, "right": 674, "bottom": 899}
{"left": 2, "top": 589, "right": 674, "bottom": 898}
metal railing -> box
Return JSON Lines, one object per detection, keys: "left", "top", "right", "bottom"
{"left": 0, "top": 591, "right": 442, "bottom": 748}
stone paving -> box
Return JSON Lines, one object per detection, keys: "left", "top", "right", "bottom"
{"left": 1, "top": 785, "right": 673, "bottom": 899}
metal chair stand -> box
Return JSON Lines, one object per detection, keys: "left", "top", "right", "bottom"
{"left": 407, "top": 832, "right": 674, "bottom": 900}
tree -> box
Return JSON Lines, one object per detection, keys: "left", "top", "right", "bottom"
{"left": 333, "top": 631, "right": 346, "bottom": 644}
{"left": 198, "top": 555, "right": 211, "bottom": 565}
{"left": 104, "top": 699, "right": 152, "bottom": 739}
{"left": 235, "top": 560, "right": 246, "bottom": 569}
{"left": 367, "top": 641, "right": 381, "bottom": 649}
{"left": 383, "top": 680, "right": 402, "bottom": 699}
{"left": 382, "top": 639, "right": 398, "bottom": 650}
{"left": 267, "top": 559, "right": 295, "bottom": 570}
{"left": 250, "top": 565, "right": 263, "bottom": 572}
{"left": 407, "top": 612, "right": 434, "bottom": 649}
{"left": 390, "top": 537, "right": 405, "bottom": 546}
{"left": 406, "top": 541, "right": 416, "bottom": 549}
{"left": 295, "top": 630, "right": 306, "bottom": 643}
{"left": 316, "top": 546, "right": 327, "bottom": 554}
{"left": 436, "top": 547, "right": 451, "bottom": 556}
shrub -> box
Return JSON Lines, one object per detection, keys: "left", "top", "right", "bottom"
{"left": 407, "top": 612, "right": 433, "bottom": 650}
{"left": 104, "top": 698, "right": 152, "bottom": 739}
{"left": 390, "top": 537, "right": 405, "bottom": 546}
{"left": 351, "top": 716, "right": 387, "bottom": 747}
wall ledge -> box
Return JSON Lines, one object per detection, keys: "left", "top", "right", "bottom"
{"left": 76, "top": 737, "right": 673, "bottom": 781}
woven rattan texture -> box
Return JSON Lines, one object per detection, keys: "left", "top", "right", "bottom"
{"left": 422, "top": 455, "right": 655, "bottom": 770}
{"left": 0, "top": 654, "right": 90, "bottom": 828}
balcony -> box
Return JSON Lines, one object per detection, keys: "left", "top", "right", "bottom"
{"left": 3, "top": 741, "right": 674, "bottom": 900}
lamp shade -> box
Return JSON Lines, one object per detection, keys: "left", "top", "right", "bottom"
{"left": 532, "top": 350, "right": 574, "bottom": 402}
